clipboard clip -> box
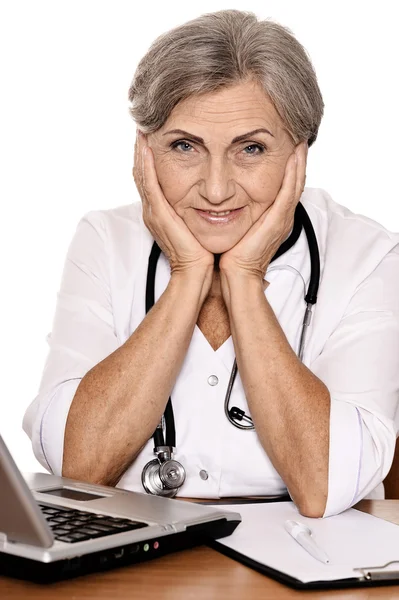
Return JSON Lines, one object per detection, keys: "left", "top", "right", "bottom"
{"left": 354, "top": 561, "right": 399, "bottom": 581}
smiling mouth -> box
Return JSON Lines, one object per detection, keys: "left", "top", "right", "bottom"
{"left": 194, "top": 206, "right": 245, "bottom": 224}
{"left": 197, "top": 208, "right": 242, "bottom": 215}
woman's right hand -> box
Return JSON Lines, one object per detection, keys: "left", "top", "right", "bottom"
{"left": 133, "top": 129, "right": 214, "bottom": 274}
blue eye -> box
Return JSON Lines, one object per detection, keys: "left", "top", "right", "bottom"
{"left": 243, "top": 144, "right": 265, "bottom": 155}
{"left": 171, "top": 140, "right": 194, "bottom": 152}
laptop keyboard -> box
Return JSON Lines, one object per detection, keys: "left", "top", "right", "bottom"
{"left": 38, "top": 503, "right": 148, "bottom": 544}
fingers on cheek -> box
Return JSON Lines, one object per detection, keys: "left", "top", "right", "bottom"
{"left": 282, "top": 154, "right": 297, "bottom": 200}
{"left": 293, "top": 153, "right": 303, "bottom": 198}
{"left": 133, "top": 155, "right": 143, "bottom": 192}
{"left": 142, "top": 151, "right": 155, "bottom": 194}
{"left": 283, "top": 153, "right": 296, "bottom": 185}
{"left": 296, "top": 150, "right": 306, "bottom": 199}
{"left": 141, "top": 156, "right": 149, "bottom": 195}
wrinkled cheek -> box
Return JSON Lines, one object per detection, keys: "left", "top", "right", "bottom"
{"left": 249, "top": 170, "right": 284, "bottom": 206}
{"left": 154, "top": 162, "right": 195, "bottom": 208}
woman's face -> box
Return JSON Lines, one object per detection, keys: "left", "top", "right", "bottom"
{"left": 147, "top": 80, "right": 298, "bottom": 254}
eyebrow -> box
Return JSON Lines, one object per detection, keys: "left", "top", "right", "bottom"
{"left": 162, "top": 128, "right": 274, "bottom": 144}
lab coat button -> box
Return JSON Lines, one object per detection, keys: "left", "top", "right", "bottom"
{"left": 199, "top": 470, "right": 209, "bottom": 480}
{"left": 207, "top": 375, "right": 219, "bottom": 386}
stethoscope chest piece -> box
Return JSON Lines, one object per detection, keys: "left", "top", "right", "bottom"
{"left": 141, "top": 446, "right": 186, "bottom": 498}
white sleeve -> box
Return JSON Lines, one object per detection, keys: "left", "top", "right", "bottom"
{"left": 22, "top": 211, "right": 119, "bottom": 475}
{"left": 309, "top": 246, "right": 399, "bottom": 517}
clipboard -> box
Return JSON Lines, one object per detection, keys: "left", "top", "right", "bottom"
{"left": 209, "top": 543, "right": 399, "bottom": 590}
{"left": 206, "top": 502, "right": 399, "bottom": 590}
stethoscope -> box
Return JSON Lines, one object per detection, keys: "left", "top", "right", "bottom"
{"left": 141, "top": 202, "right": 320, "bottom": 497}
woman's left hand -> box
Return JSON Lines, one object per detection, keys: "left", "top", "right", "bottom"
{"left": 219, "top": 141, "right": 308, "bottom": 281}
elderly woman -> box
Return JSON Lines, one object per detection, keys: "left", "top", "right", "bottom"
{"left": 23, "top": 10, "right": 399, "bottom": 518}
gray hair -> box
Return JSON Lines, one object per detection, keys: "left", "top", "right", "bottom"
{"left": 128, "top": 9, "right": 324, "bottom": 146}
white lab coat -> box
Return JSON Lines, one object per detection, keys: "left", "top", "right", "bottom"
{"left": 23, "top": 187, "right": 399, "bottom": 517}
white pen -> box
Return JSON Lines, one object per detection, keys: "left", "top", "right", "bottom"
{"left": 285, "top": 520, "right": 330, "bottom": 564}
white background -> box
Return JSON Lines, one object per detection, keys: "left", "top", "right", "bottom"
{"left": 1, "top": 0, "right": 398, "bottom": 473}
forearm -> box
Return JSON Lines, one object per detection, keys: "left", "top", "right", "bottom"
{"left": 221, "top": 270, "right": 330, "bottom": 516}
{"left": 63, "top": 265, "right": 212, "bottom": 486}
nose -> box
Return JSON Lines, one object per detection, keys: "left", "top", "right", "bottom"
{"left": 198, "top": 155, "right": 235, "bottom": 205}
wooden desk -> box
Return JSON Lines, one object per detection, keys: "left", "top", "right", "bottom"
{"left": 1, "top": 500, "right": 399, "bottom": 599}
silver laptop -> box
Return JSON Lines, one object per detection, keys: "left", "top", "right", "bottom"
{"left": 0, "top": 435, "right": 240, "bottom": 582}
